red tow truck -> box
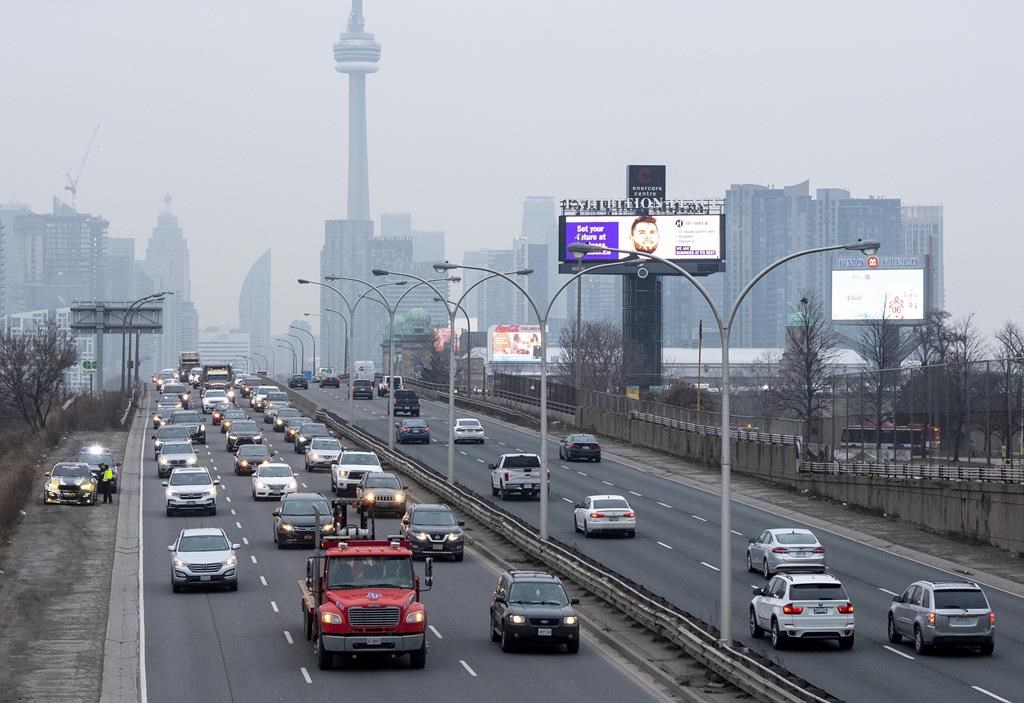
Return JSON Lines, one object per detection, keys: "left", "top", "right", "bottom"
{"left": 299, "top": 535, "right": 433, "bottom": 670}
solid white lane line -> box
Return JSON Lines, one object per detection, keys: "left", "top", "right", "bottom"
{"left": 459, "top": 660, "right": 478, "bottom": 677}
{"left": 250, "top": 555, "right": 258, "bottom": 564}
{"left": 260, "top": 576, "right": 268, "bottom": 587}
{"left": 235, "top": 521, "right": 242, "bottom": 529}
{"left": 284, "top": 630, "right": 294, "bottom": 645}
{"left": 730, "top": 530, "right": 744, "bottom": 536}
{"left": 561, "top": 497, "right": 574, "bottom": 503}
{"left": 601, "top": 480, "right": 614, "bottom": 486}
{"left": 878, "top": 587, "right": 899, "bottom": 597}
{"left": 428, "top": 625, "right": 443, "bottom": 639}
{"left": 629, "top": 491, "right": 642, "bottom": 497}
{"left": 271, "top": 601, "right": 279, "bottom": 613}
{"left": 972, "top": 686, "right": 1013, "bottom": 703}
{"left": 300, "top": 667, "right": 312, "bottom": 684}
{"left": 657, "top": 541, "right": 673, "bottom": 550}
{"left": 242, "top": 537, "right": 249, "bottom": 545}
{"left": 657, "top": 502, "right": 672, "bottom": 509}
{"left": 691, "top": 515, "right": 707, "bottom": 522}
{"left": 883, "top": 645, "right": 914, "bottom": 660}
{"left": 700, "top": 562, "right": 720, "bottom": 572}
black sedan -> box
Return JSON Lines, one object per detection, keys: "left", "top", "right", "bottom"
{"left": 288, "top": 374, "right": 308, "bottom": 389}
{"left": 226, "top": 420, "right": 263, "bottom": 451}
{"left": 558, "top": 434, "right": 601, "bottom": 462}
{"left": 272, "top": 493, "right": 335, "bottom": 547}
{"left": 234, "top": 444, "right": 273, "bottom": 475}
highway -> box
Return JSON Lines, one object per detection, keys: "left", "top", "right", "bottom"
{"left": 297, "top": 384, "right": 1024, "bottom": 703}
{"left": 139, "top": 392, "right": 667, "bottom": 702}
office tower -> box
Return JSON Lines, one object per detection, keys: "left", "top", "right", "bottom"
{"left": 144, "top": 196, "right": 195, "bottom": 369}
{"left": 463, "top": 248, "right": 514, "bottom": 332}
{"left": 102, "top": 237, "right": 135, "bottom": 300}
{"left": 380, "top": 213, "right": 411, "bottom": 238}
{"left": 412, "top": 230, "right": 445, "bottom": 264}
{"left": 239, "top": 249, "right": 271, "bottom": 353}
{"left": 198, "top": 326, "right": 251, "bottom": 366}
{"left": 902, "top": 205, "right": 944, "bottom": 312}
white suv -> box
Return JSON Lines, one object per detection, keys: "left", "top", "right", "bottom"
{"left": 163, "top": 467, "right": 220, "bottom": 517}
{"left": 749, "top": 572, "right": 855, "bottom": 650}
{"left": 330, "top": 450, "right": 382, "bottom": 496}
{"left": 201, "top": 389, "right": 230, "bottom": 413}
{"left": 169, "top": 527, "right": 239, "bottom": 592}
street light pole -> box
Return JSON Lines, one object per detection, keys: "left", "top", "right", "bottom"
{"left": 324, "top": 308, "right": 349, "bottom": 372}
{"left": 305, "top": 313, "right": 331, "bottom": 371}
{"left": 290, "top": 325, "right": 316, "bottom": 379}
{"left": 276, "top": 341, "right": 297, "bottom": 374}
{"left": 569, "top": 238, "right": 881, "bottom": 645}
{"left": 121, "top": 291, "right": 171, "bottom": 394}
{"left": 435, "top": 297, "right": 472, "bottom": 395}
{"left": 285, "top": 333, "right": 305, "bottom": 377}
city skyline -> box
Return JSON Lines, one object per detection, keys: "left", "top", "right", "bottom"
{"left": 1, "top": 2, "right": 1020, "bottom": 338}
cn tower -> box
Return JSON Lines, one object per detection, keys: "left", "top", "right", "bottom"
{"left": 334, "top": 0, "right": 381, "bottom": 221}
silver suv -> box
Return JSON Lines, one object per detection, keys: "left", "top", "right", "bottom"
{"left": 750, "top": 572, "right": 855, "bottom": 650}
{"left": 887, "top": 580, "right": 995, "bottom": 655}
{"left": 168, "top": 527, "right": 239, "bottom": 592}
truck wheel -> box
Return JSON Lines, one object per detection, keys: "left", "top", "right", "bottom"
{"left": 316, "top": 636, "right": 334, "bottom": 670}
{"left": 409, "top": 641, "right": 427, "bottom": 669}
{"left": 500, "top": 487, "right": 508, "bottom": 500}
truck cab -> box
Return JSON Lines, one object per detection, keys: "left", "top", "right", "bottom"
{"left": 300, "top": 538, "right": 432, "bottom": 670}
{"left": 489, "top": 453, "right": 548, "bottom": 500}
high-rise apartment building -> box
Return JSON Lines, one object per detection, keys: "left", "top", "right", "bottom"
{"left": 902, "top": 205, "right": 944, "bottom": 312}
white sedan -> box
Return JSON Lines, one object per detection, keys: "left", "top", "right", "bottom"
{"left": 573, "top": 494, "right": 636, "bottom": 538}
{"left": 453, "top": 417, "right": 485, "bottom": 444}
{"left": 251, "top": 463, "right": 297, "bottom": 501}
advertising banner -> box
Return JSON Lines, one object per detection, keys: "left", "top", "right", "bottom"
{"left": 488, "top": 324, "right": 542, "bottom": 363}
{"left": 831, "top": 269, "right": 926, "bottom": 321}
{"left": 560, "top": 214, "right": 724, "bottom": 265}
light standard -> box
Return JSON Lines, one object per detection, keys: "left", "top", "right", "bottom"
{"left": 276, "top": 338, "right": 298, "bottom": 374}
{"left": 121, "top": 291, "right": 172, "bottom": 393}
{"left": 290, "top": 325, "right": 316, "bottom": 378}
{"left": 252, "top": 351, "right": 270, "bottom": 374}
{"left": 305, "top": 313, "right": 331, "bottom": 371}
{"left": 285, "top": 333, "right": 305, "bottom": 376}
{"left": 435, "top": 297, "right": 473, "bottom": 395}
{"left": 569, "top": 237, "right": 880, "bottom": 645}
{"left": 323, "top": 308, "right": 349, "bottom": 372}
{"left": 255, "top": 346, "right": 275, "bottom": 376}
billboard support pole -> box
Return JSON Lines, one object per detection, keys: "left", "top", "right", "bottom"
{"left": 568, "top": 238, "right": 879, "bottom": 648}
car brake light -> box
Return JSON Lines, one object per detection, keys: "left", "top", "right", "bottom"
{"left": 813, "top": 547, "right": 826, "bottom": 553}
{"left": 782, "top": 604, "right": 803, "bottom": 615}
{"left": 989, "top": 612, "right": 995, "bottom": 625}
{"left": 623, "top": 512, "right": 635, "bottom": 518}
{"left": 590, "top": 512, "right": 605, "bottom": 518}
{"left": 503, "top": 471, "right": 509, "bottom": 480}
{"left": 771, "top": 547, "right": 789, "bottom": 554}
{"left": 927, "top": 612, "right": 935, "bottom": 625}
{"left": 570, "top": 443, "right": 580, "bottom": 448}
{"left": 837, "top": 603, "right": 854, "bottom": 614}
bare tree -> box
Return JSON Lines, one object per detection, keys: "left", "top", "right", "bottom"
{"left": 0, "top": 321, "right": 79, "bottom": 431}
{"left": 557, "top": 320, "right": 625, "bottom": 393}
{"left": 778, "top": 294, "right": 841, "bottom": 445}
{"left": 738, "top": 351, "right": 785, "bottom": 432}
{"left": 943, "top": 315, "right": 986, "bottom": 460}
{"left": 992, "top": 321, "right": 1024, "bottom": 456}
{"left": 418, "top": 345, "right": 450, "bottom": 386}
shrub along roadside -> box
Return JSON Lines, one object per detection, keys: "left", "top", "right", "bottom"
{"left": 0, "top": 393, "right": 132, "bottom": 539}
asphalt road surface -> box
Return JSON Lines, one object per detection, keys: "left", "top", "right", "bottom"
{"left": 298, "top": 384, "right": 1024, "bottom": 703}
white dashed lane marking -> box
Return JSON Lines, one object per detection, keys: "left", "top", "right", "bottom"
{"left": 271, "top": 601, "right": 279, "bottom": 613}
{"left": 700, "top": 562, "right": 720, "bottom": 572}
{"left": 235, "top": 521, "right": 242, "bottom": 529}
{"left": 460, "top": 660, "right": 478, "bottom": 677}
{"left": 242, "top": 537, "right": 249, "bottom": 546}
{"left": 284, "top": 631, "right": 294, "bottom": 645}
{"left": 260, "top": 576, "right": 268, "bottom": 587}
{"left": 601, "top": 480, "right": 614, "bottom": 486}
{"left": 691, "top": 515, "right": 706, "bottom": 522}
{"left": 656, "top": 502, "right": 672, "bottom": 509}
{"left": 250, "top": 555, "right": 258, "bottom": 564}
{"left": 878, "top": 587, "right": 900, "bottom": 597}
{"left": 730, "top": 530, "right": 744, "bottom": 537}
{"left": 576, "top": 471, "right": 588, "bottom": 477}
{"left": 300, "top": 667, "right": 312, "bottom": 684}
{"left": 629, "top": 491, "right": 642, "bottom": 497}
{"left": 561, "top": 497, "right": 574, "bottom": 503}
{"left": 657, "top": 541, "right": 673, "bottom": 550}
{"left": 883, "top": 645, "right": 914, "bottom": 660}
{"left": 428, "top": 625, "right": 443, "bottom": 639}
{"left": 971, "top": 687, "right": 1012, "bottom": 703}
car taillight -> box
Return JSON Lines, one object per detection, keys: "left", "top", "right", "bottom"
{"left": 590, "top": 512, "right": 606, "bottom": 518}
{"left": 837, "top": 603, "right": 854, "bottom": 614}
{"left": 782, "top": 604, "right": 803, "bottom": 615}
{"left": 813, "top": 547, "right": 826, "bottom": 554}
{"left": 503, "top": 472, "right": 509, "bottom": 480}
{"left": 927, "top": 612, "right": 935, "bottom": 625}
{"left": 771, "top": 547, "right": 789, "bottom": 554}
{"left": 989, "top": 612, "right": 995, "bottom": 625}
{"left": 623, "top": 512, "right": 635, "bottom": 518}
{"left": 570, "top": 443, "right": 580, "bottom": 448}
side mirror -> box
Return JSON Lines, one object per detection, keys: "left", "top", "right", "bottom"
{"left": 394, "top": 422, "right": 400, "bottom": 428}
{"left": 892, "top": 595, "right": 903, "bottom": 603}
{"left": 115, "top": 462, "right": 121, "bottom": 468}
{"left": 272, "top": 509, "right": 281, "bottom": 517}
{"left": 457, "top": 521, "right": 465, "bottom": 527}
{"left": 231, "top": 543, "right": 241, "bottom": 550}
{"left": 167, "top": 545, "right": 175, "bottom": 551}
{"left": 493, "top": 595, "right": 506, "bottom": 604}
{"left": 43, "top": 471, "right": 51, "bottom": 477}
{"left": 748, "top": 538, "right": 756, "bottom": 544}
{"left": 570, "top": 597, "right": 580, "bottom": 605}
{"left": 488, "top": 463, "right": 496, "bottom": 470}
{"left": 151, "top": 434, "right": 156, "bottom": 439}
{"left": 161, "top": 481, "right": 168, "bottom": 487}
{"left": 751, "top": 585, "right": 765, "bottom": 596}
{"left": 213, "top": 478, "right": 221, "bottom": 485}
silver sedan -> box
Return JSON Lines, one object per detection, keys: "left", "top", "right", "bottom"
{"left": 747, "top": 528, "right": 826, "bottom": 579}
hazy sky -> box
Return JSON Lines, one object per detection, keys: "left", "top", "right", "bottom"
{"left": 3, "top": 1, "right": 1022, "bottom": 339}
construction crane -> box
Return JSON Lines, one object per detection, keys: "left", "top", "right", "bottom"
{"left": 65, "top": 124, "right": 100, "bottom": 210}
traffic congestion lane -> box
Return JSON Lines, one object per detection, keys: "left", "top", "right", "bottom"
{"left": 297, "top": 385, "right": 1024, "bottom": 703}
{"left": 142, "top": 394, "right": 669, "bottom": 702}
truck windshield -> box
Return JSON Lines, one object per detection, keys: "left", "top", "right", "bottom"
{"left": 327, "top": 557, "right": 414, "bottom": 590}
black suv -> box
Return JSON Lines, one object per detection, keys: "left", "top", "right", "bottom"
{"left": 351, "top": 379, "right": 374, "bottom": 399}
{"left": 392, "top": 389, "right": 420, "bottom": 417}
{"left": 489, "top": 570, "right": 580, "bottom": 653}
{"left": 401, "top": 504, "right": 464, "bottom": 561}
{"left": 288, "top": 374, "right": 308, "bottom": 389}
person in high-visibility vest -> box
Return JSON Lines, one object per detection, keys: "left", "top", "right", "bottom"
{"left": 99, "top": 464, "right": 115, "bottom": 504}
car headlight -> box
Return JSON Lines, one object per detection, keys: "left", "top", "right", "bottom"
{"left": 187, "top": 456, "right": 197, "bottom": 465}
{"left": 81, "top": 483, "right": 94, "bottom": 492}
{"left": 405, "top": 611, "right": 425, "bottom": 624}
{"left": 173, "top": 559, "right": 187, "bottom": 568}
{"left": 310, "top": 453, "right": 321, "bottom": 461}
{"left": 200, "top": 424, "right": 206, "bottom": 432}
{"left": 254, "top": 433, "right": 262, "bottom": 440}
{"left": 563, "top": 616, "right": 578, "bottom": 625}
{"left": 280, "top": 523, "right": 294, "bottom": 532}
{"left": 509, "top": 614, "right": 526, "bottom": 624}
{"left": 337, "top": 469, "right": 348, "bottom": 477}
{"left": 155, "top": 441, "right": 163, "bottom": 448}
{"left": 159, "top": 457, "right": 168, "bottom": 465}
{"left": 321, "top": 611, "right": 343, "bottom": 625}
{"left": 364, "top": 492, "right": 375, "bottom": 503}
{"left": 47, "top": 480, "right": 59, "bottom": 492}
{"left": 227, "top": 391, "right": 235, "bottom": 398}
{"left": 288, "top": 480, "right": 297, "bottom": 490}
{"left": 298, "top": 436, "right": 307, "bottom": 443}
{"left": 239, "top": 460, "right": 249, "bottom": 467}
{"left": 321, "top": 522, "right": 335, "bottom": 533}
{"left": 394, "top": 492, "right": 405, "bottom": 502}
{"left": 255, "top": 481, "right": 267, "bottom": 490}
{"left": 229, "top": 434, "right": 236, "bottom": 440}
{"left": 224, "top": 555, "right": 237, "bottom": 567}
{"left": 447, "top": 532, "right": 460, "bottom": 542}
{"left": 414, "top": 532, "right": 429, "bottom": 541}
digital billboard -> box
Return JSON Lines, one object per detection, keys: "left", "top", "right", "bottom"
{"left": 831, "top": 269, "right": 926, "bottom": 322}
{"left": 487, "top": 324, "right": 542, "bottom": 363}
{"left": 560, "top": 214, "right": 724, "bottom": 265}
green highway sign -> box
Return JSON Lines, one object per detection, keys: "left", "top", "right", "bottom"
{"left": 81, "top": 360, "right": 97, "bottom": 372}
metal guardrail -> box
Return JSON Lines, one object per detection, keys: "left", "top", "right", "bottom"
{"left": 800, "top": 460, "right": 1024, "bottom": 483}
{"left": 630, "top": 410, "right": 801, "bottom": 446}
{"left": 315, "top": 407, "right": 838, "bottom": 703}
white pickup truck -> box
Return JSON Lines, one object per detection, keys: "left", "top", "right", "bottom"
{"left": 489, "top": 453, "right": 547, "bottom": 500}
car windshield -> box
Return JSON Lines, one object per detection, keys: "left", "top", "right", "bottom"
{"left": 509, "top": 582, "right": 569, "bottom": 606}
{"left": 178, "top": 534, "right": 229, "bottom": 552}
{"left": 300, "top": 424, "right": 326, "bottom": 433}
{"left": 327, "top": 557, "right": 414, "bottom": 590}
{"left": 205, "top": 391, "right": 227, "bottom": 398}
{"left": 238, "top": 445, "right": 269, "bottom": 457}
{"left": 169, "top": 472, "right": 211, "bottom": 486}
{"left": 258, "top": 466, "right": 292, "bottom": 478}
{"left": 503, "top": 455, "right": 541, "bottom": 468}
{"left": 412, "top": 510, "right": 456, "bottom": 527}
{"left": 224, "top": 410, "right": 247, "bottom": 419}
{"left": 277, "top": 409, "right": 301, "bottom": 418}
{"left": 233, "top": 421, "right": 258, "bottom": 432}
{"left": 52, "top": 464, "right": 92, "bottom": 478}
{"left": 364, "top": 475, "right": 401, "bottom": 489}
{"left": 310, "top": 438, "right": 341, "bottom": 450}
{"left": 158, "top": 428, "right": 189, "bottom": 439}
{"left": 592, "top": 498, "right": 630, "bottom": 510}
{"left": 78, "top": 449, "right": 114, "bottom": 465}
{"left": 267, "top": 392, "right": 288, "bottom": 401}
{"left": 574, "top": 435, "right": 598, "bottom": 443}
{"left": 282, "top": 499, "right": 331, "bottom": 516}
{"left": 457, "top": 420, "right": 481, "bottom": 428}
{"left": 287, "top": 418, "right": 311, "bottom": 427}
{"left": 161, "top": 442, "right": 193, "bottom": 454}
{"left": 402, "top": 421, "right": 427, "bottom": 428}
{"left": 172, "top": 412, "right": 202, "bottom": 423}
{"left": 776, "top": 532, "right": 817, "bottom": 545}
{"left": 789, "top": 583, "right": 849, "bottom": 601}
{"left": 342, "top": 453, "right": 380, "bottom": 466}
{"left": 933, "top": 589, "right": 988, "bottom": 610}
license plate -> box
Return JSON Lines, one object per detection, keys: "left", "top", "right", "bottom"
{"left": 367, "top": 637, "right": 382, "bottom": 646}
{"left": 200, "top": 575, "right": 210, "bottom": 581}
{"left": 186, "top": 500, "right": 196, "bottom": 504}
{"left": 608, "top": 516, "right": 619, "bottom": 521}
{"left": 432, "top": 544, "right": 444, "bottom": 551}
{"left": 813, "top": 607, "right": 828, "bottom": 614}
{"left": 537, "top": 628, "right": 552, "bottom": 637}
{"left": 526, "top": 484, "right": 535, "bottom": 490}
{"left": 303, "top": 534, "right": 313, "bottom": 540}
{"left": 953, "top": 616, "right": 974, "bottom": 625}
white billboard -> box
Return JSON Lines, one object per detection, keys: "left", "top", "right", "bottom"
{"left": 487, "top": 324, "right": 542, "bottom": 363}
{"left": 831, "top": 269, "right": 926, "bottom": 322}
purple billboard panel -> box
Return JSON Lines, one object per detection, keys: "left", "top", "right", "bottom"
{"left": 563, "top": 220, "right": 620, "bottom": 261}
{"left": 560, "top": 214, "right": 723, "bottom": 264}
